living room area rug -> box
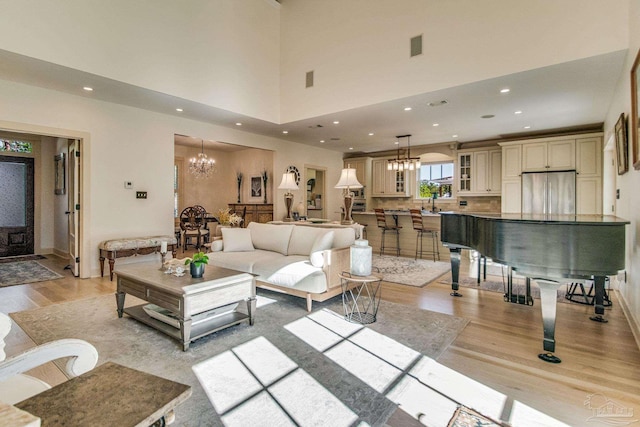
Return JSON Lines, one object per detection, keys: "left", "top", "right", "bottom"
{"left": 11, "top": 290, "right": 469, "bottom": 426}
{"left": 372, "top": 255, "right": 451, "bottom": 287}
{"left": 0, "top": 259, "right": 63, "bottom": 287}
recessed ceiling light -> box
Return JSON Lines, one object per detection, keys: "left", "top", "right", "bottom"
{"left": 394, "top": 141, "right": 400, "bottom": 145}
{"left": 500, "top": 88, "right": 510, "bottom": 93}
{"left": 403, "top": 107, "right": 412, "bottom": 111}
{"left": 514, "top": 110, "right": 522, "bottom": 115}
{"left": 524, "top": 125, "right": 531, "bottom": 129}
{"left": 349, "top": 147, "right": 353, "bottom": 150}
{"left": 452, "top": 134, "right": 458, "bottom": 138}
{"left": 432, "top": 123, "right": 439, "bottom": 127}
{"left": 481, "top": 114, "right": 495, "bottom": 119}
{"left": 333, "top": 121, "right": 340, "bottom": 124}
{"left": 83, "top": 86, "right": 93, "bottom": 91}
{"left": 368, "top": 133, "right": 374, "bottom": 136}
{"left": 175, "top": 108, "right": 183, "bottom": 112}
{"left": 320, "top": 140, "right": 325, "bottom": 143}
{"left": 282, "top": 130, "right": 288, "bottom": 134}
{"left": 235, "top": 122, "right": 242, "bottom": 126}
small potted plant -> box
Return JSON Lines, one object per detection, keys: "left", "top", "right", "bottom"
{"left": 184, "top": 251, "right": 209, "bottom": 278}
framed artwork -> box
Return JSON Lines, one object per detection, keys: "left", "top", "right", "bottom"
{"left": 250, "top": 176, "right": 262, "bottom": 199}
{"left": 615, "top": 113, "right": 628, "bottom": 175}
{"left": 631, "top": 48, "right": 640, "bottom": 170}
{"left": 54, "top": 153, "right": 66, "bottom": 195}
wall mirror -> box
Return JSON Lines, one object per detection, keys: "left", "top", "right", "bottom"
{"left": 631, "top": 48, "right": 640, "bottom": 170}
{"left": 54, "top": 153, "right": 66, "bottom": 195}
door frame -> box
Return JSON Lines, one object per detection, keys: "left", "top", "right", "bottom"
{"left": 0, "top": 120, "right": 91, "bottom": 278}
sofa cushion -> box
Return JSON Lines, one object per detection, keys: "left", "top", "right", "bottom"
{"left": 207, "top": 249, "right": 279, "bottom": 273}
{"left": 309, "top": 231, "right": 334, "bottom": 267}
{"left": 248, "top": 222, "right": 294, "bottom": 255}
{"left": 288, "top": 226, "right": 333, "bottom": 256}
{"left": 331, "top": 228, "right": 356, "bottom": 249}
{"left": 222, "top": 228, "right": 254, "bottom": 252}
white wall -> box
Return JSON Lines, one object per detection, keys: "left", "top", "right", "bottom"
{"left": 0, "top": 79, "right": 343, "bottom": 278}
{"left": 602, "top": 0, "right": 640, "bottom": 339}
{"left": 280, "top": 0, "right": 629, "bottom": 121}
{"left": 0, "top": 0, "right": 282, "bottom": 123}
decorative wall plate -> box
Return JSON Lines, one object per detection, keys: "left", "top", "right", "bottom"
{"left": 285, "top": 165, "right": 301, "bottom": 185}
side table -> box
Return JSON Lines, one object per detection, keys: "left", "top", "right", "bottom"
{"left": 338, "top": 272, "right": 382, "bottom": 324}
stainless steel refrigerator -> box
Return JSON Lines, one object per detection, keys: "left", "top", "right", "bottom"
{"left": 522, "top": 170, "right": 576, "bottom": 214}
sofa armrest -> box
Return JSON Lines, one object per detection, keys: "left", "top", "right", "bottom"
{"left": 322, "top": 247, "right": 351, "bottom": 290}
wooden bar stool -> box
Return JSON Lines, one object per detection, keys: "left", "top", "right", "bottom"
{"left": 409, "top": 209, "right": 440, "bottom": 261}
{"left": 375, "top": 209, "right": 401, "bottom": 256}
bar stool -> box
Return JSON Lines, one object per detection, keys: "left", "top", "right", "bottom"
{"left": 375, "top": 209, "right": 401, "bottom": 256}
{"left": 409, "top": 209, "right": 440, "bottom": 261}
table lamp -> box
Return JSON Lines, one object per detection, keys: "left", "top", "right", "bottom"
{"left": 334, "top": 165, "right": 363, "bottom": 225}
{"left": 278, "top": 172, "right": 299, "bottom": 222}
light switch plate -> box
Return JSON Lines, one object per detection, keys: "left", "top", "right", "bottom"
{"left": 136, "top": 191, "right": 147, "bottom": 199}
{"left": 124, "top": 181, "right": 133, "bottom": 189}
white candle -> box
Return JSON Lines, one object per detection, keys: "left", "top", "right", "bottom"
{"left": 161, "top": 241, "right": 167, "bottom": 253}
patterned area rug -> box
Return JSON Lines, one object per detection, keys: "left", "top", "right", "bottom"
{"left": 0, "top": 254, "right": 45, "bottom": 264}
{"left": 372, "top": 255, "right": 451, "bottom": 287}
{"left": 0, "top": 260, "right": 63, "bottom": 287}
{"left": 11, "top": 291, "right": 469, "bottom": 426}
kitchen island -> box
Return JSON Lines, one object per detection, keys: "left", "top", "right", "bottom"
{"left": 353, "top": 211, "right": 448, "bottom": 259}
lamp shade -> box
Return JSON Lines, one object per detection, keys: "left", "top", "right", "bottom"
{"left": 278, "top": 172, "right": 299, "bottom": 190}
{"left": 334, "top": 168, "right": 363, "bottom": 189}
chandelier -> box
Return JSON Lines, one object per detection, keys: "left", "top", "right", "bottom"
{"left": 387, "top": 134, "right": 421, "bottom": 171}
{"left": 189, "top": 139, "right": 216, "bottom": 179}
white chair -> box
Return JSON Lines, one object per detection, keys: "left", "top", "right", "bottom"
{"left": 0, "top": 312, "right": 98, "bottom": 404}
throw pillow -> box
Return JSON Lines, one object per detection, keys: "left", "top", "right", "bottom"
{"left": 309, "top": 231, "right": 334, "bottom": 267}
{"left": 222, "top": 228, "right": 254, "bottom": 252}
{"left": 209, "top": 239, "right": 224, "bottom": 252}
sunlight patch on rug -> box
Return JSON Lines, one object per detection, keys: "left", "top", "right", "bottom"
{"left": 0, "top": 260, "right": 63, "bottom": 287}
{"left": 372, "top": 255, "right": 451, "bottom": 287}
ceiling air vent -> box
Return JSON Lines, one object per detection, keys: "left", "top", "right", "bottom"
{"left": 410, "top": 35, "right": 422, "bottom": 57}
{"left": 306, "top": 71, "right": 314, "bottom": 88}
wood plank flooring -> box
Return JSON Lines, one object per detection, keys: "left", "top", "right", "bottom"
{"left": 1, "top": 252, "right": 639, "bottom": 426}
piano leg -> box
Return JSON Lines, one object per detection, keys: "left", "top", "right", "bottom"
{"left": 589, "top": 275, "right": 608, "bottom": 323}
{"left": 449, "top": 248, "right": 463, "bottom": 297}
{"left": 534, "top": 278, "right": 562, "bottom": 364}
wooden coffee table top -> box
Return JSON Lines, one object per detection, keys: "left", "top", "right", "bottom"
{"left": 114, "top": 262, "right": 253, "bottom": 296}
{"left": 16, "top": 362, "right": 191, "bottom": 427}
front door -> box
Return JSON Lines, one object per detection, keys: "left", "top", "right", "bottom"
{"left": 0, "top": 155, "right": 34, "bottom": 257}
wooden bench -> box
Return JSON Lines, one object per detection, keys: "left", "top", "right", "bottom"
{"left": 99, "top": 236, "right": 177, "bottom": 280}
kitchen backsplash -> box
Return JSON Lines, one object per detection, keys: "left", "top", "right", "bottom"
{"left": 373, "top": 196, "right": 501, "bottom": 213}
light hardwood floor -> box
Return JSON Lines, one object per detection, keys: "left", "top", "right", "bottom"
{"left": 1, "top": 252, "right": 639, "bottom": 426}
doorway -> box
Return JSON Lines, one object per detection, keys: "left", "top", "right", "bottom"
{"left": 304, "top": 166, "right": 326, "bottom": 220}
{"left": 0, "top": 155, "right": 35, "bottom": 256}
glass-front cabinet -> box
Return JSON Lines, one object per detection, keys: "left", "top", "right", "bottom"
{"left": 459, "top": 154, "right": 471, "bottom": 192}
{"left": 371, "top": 159, "right": 410, "bottom": 197}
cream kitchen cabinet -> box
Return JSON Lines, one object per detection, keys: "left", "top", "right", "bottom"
{"left": 457, "top": 148, "right": 501, "bottom": 196}
{"left": 522, "top": 139, "right": 575, "bottom": 171}
{"left": 371, "top": 158, "right": 410, "bottom": 197}
{"left": 343, "top": 158, "right": 367, "bottom": 186}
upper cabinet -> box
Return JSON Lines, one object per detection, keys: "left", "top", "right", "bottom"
{"left": 371, "top": 158, "right": 410, "bottom": 197}
{"left": 344, "top": 158, "right": 367, "bottom": 186}
{"left": 457, "top": 148, "right": 502, "bottom": 196}
{"left": 500, "top": 134, "right": 602, "bottom": 214}
{"left": 522, "top": 139, "right": 575, "bottom": 171}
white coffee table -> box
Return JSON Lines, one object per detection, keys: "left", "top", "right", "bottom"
{"left": 115, "top": 263, "right": 256, "bottom": 350}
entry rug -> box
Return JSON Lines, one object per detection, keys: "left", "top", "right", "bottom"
{"left": 0, "top": 260, "right": 63, "bottom": 287}
{"left": 372, "top": 255, "right": 451, "bottom": 287}
{"left": 0, "top": 254, "right": 46, "bottom": 264}
{"left": 11, "top": 291, "right": 469, "bottom": 426}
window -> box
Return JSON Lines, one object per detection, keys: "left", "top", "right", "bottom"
{"left": 417, "top": 162, "right": 453, "bottom": 198}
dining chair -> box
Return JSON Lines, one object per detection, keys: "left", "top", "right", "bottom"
{"left": 179, "top": 207, "right": 210, "bottom": 252}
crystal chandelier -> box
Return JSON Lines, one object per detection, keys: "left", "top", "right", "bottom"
{"left": 189, "top": 139, "right": 216, "bottom": 179}
{"left": 387, "top": 134, "right": 421, "bottom": 171}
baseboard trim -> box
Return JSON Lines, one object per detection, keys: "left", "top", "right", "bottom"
{"left": 616, "top": 289, "right": 640, "bottom": 352}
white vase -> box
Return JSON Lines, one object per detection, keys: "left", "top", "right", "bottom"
{"left": 350, "top": 239, "right": 372, "bottom": 276}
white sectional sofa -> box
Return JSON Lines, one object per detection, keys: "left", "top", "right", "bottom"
{"left": 207, "top": 222, "right": 356, "bottom": 311}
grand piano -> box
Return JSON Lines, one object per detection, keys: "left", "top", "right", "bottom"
{"left": 440, "top": 212, "right": 629, "bottom": 363}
